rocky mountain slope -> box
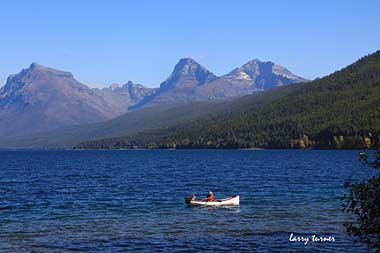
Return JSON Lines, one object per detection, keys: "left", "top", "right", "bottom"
{"left": 0, "top": 58, "right": 306, "bottom": 145}
{"left": 223, "top": 59, "right": 307, "bottom": 90}
{"left": 132, "top": 57, "right": 306, "bottom": 108}
{"left": 0, "top": 63, "right": 154, "bottom": 137}
{"left": 75, "top": 51, "right": 380, "bottom": 149}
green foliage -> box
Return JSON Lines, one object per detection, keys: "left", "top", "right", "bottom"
{"left": 75, "top": 51, "right": 380, "bottom": 149}
{"left": 342, "top": 149, "right": 380, "bottom": 250}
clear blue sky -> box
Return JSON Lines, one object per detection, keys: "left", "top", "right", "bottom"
{"left": 0, "top": 0, "right": 379, "bottom": 88}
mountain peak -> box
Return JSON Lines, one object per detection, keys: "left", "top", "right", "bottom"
{"left": 173, "top": 57, "right": 203, "bottom": 72}
{"left": 160, "top": 58, "right": 217, "bottom": 90}
{"left": 23, "top": 63, "right": 74, "bottom": 79}
{"left": 1, "top": 63, "right": 78, "bottom": 101}
{"left": 28, "top": 63, "right": 62, "bottom": 74}
{"left": 109, "top": 83, "right": 121, "bottom": 90}
{"left": 244, "top": 58, "right": 261, "bottom": 64}
{"left": 241, "top": 58, "right": 275, "bottom": 68}
{"left": 126, "top": 80, "right": 135, "bottom": 86}
{"left": 30, "top": 62, "right": 44, "bottom": 69}
{"left": 224, "top": 59, "right": 307, "bottom": 90}
{"left": 177, "top": 57, "right": 196, "bottom": 64}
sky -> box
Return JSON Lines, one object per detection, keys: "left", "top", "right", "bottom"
{"left": 0, "top": 0, "right": 379, "bottom": 88}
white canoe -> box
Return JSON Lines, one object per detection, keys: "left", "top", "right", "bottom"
{"left": 186, "top": 195, "right": 240, "bottom": 206}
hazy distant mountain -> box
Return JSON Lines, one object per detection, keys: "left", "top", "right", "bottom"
{"left": 0, "top": 58, "right": 307, "bottom": 146}
{"left": 160, "top": 58, "right": 218, "bottom": 90}
{"left": 75, "top": 51, "right": 380, "bottom": 150}
{"left": 189, "top": 59, "right": 308, "bottom": 101}
{"left": 223, "top": 59, "right": 308, "bottom": 91}
{"left": 131, "top": 58, "right": 219, "bottom": 108}
{"left": 110, "top": 80, "right": 158, "bottom": 105}
{"left": 0, "top": 63, "right": 152, "bottom": 137}
{"left": 132, "top": 57, "right": 307, "bottom": 109}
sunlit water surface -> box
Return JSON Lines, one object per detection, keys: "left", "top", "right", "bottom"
{"left": 0, "top": 150, "right": 373, "bottom": 252}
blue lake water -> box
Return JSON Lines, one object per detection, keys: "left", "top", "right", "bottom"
{"left": 0, "top": 150, "right": 374, "bottom": 252}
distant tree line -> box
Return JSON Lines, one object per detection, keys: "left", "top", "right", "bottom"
{"left": 75, "top": 51, "right": 380, "bottom": 150}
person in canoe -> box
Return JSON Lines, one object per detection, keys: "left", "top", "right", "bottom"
{"left": 203, "top": 191, "right": 215, "bottom": 201}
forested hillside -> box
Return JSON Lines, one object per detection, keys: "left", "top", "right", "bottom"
{"left": 75, "top": 51, "right": 380, "bottom": 149}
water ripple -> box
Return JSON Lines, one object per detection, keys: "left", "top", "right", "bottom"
{"left": 0, "top": 150, "right": 373, "bottom": 252}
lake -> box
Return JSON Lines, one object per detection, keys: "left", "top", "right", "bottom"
{"left": 0, "top": 150, "right": 374, "bottom": 252}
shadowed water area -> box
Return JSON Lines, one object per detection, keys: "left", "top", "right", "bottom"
{"left": 0, "top": 150, "right": 373, "bottom": 252}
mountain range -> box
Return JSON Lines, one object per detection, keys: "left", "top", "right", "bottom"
{"left": 75, "top": 51, "right": 380, "bottom": 150}
{"left": 0, "top": 58, "right": 306, "bottom": 144}
{"left": 133, "top": 58, "right": 307, "bottom": 108}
